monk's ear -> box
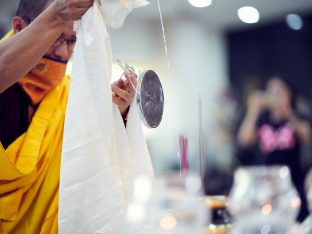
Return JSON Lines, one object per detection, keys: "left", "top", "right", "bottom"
{"left": 12, "top": 16, "right": 28, "bottom": 34}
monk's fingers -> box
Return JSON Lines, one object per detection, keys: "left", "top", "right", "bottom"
{"left": 55, "top": 0, "right": 93, "bottom": 21}
{"left": 112, "top": 96, "right": 124, "bottom": 106}
{"left": 112, "top": 85, "right": 131, "bottom": 102}
{"left": 112, "top": 96, "right": 129, "bottom": 114}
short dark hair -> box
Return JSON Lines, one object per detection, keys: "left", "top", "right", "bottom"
{"left": 16, "top": 0, "right": 52, "bottom": 23}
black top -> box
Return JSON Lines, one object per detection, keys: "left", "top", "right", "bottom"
{"left": 0, "top": 84, "right": 30, "bottom": 149}
{"left": 256, "top": 112, "right": 301, "bottom": 178}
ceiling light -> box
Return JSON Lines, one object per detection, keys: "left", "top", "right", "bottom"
{"left": 286, "top": 14, "right": 303, "bottom": 30}
{"left": 188, "top": 0, "right": 212, "bottom": 8}
{"left": 237, "top": 6, "right": 260, "bottom": 24}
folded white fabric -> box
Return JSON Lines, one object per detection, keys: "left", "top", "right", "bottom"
{"left": 58, "top": 0, "right": 152, "bottom": 233}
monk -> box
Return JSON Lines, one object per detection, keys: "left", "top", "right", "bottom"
{"left": 0, "top": 0, "right": 137, "bottom": 232}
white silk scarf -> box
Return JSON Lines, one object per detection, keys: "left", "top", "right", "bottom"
{"left": 58, "top": 0, "right": 153, "bottom": 233}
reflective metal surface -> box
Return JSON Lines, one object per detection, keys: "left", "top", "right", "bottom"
{"left": 137, "top": 70, "right": 164, "bottom": 128}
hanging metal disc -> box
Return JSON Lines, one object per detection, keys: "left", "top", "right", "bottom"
{"left": 136, "top": 70, "right": 164, "bottom": 128}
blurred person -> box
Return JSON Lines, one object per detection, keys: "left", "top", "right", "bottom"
{"left": 237, "top": 76, "right": 312, "bottom": 222}
{"left": 0, "top": 0, "right": 140, "bottom": 232}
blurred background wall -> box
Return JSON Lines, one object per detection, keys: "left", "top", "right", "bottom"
{"left": 1, "top": 0, "right": 312, "bottom": 175}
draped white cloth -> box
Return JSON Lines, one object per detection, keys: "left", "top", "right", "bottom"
{"left": 58, "top": 0, "right": 153, "bottom": 233}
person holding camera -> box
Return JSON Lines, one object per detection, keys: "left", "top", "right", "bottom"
{"left": 237, "top": 77, "right": 312, "bottom": 222}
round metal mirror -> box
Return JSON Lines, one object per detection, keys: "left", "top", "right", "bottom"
{"left": 136, "top": 70, "right": 164, "bottom": 128}
{"left": 116, "top": 60, "right": 164, "bottom": 128}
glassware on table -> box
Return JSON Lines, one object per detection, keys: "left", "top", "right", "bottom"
{"left": 204, "top": 195, "right": 232, "bottom": 234}
{"left": 301, "top": 184, "right": 312, "bottom": 233}
{"left": 125, "top": 172, "right": 207, "bottom": 234}
{"left": 301, "top": 216, "right": 312, "bottom": 234}
{"left": 228, "top": 166, "right": 300, "bottom": 234}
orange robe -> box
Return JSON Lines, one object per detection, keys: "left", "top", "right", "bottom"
{"left": 0, "top": 76, "right": 69, "bottom": 234}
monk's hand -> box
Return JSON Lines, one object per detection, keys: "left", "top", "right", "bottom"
{"left": 112, "top": 72, "right": 137, "bottom": 117}
{"left": 53, "top": 0, "right": 94, "bottom": 23}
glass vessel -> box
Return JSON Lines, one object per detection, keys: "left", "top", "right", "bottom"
{"left": 301, "top": 184, "right": 312, "bottom": 233}
{"left": 126, "top": 172, "right": 207, "bottom": 234}
{"left": 229, "top": 166, "right": 300, "bottom": 234}
{"left": 204, "top": 195, "right": 232, "bottom": 234}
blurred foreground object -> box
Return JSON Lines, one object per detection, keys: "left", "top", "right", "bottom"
{"left": 126, "top": 173, "right": 207, "bottom": 234}
{"left": 301, "top": 215, "right": 312, "bottom": 234}
{"left": 229, "top": 166, "right": 300, "bottom": 234}
{"left": 204, "top": 196, "right": 232, "bottom": 234}
{"left": 301, "top": 185, "right": 312, "bottom": 233}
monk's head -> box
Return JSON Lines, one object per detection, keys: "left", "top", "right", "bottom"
{"left": 13, "top": 0, "right": 76, "bottom": 62}
{"left": 11, "top": 0, "right": 77, "bottom": 105}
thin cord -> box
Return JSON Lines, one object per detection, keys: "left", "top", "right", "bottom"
{"left": 116, "top": 59, "right": 140, "bottom": 95}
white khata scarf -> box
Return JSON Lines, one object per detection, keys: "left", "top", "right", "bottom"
{"left": 58, "top": 0, "right": 153, "bottom": 233}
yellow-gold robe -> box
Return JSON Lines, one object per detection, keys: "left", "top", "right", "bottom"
{"left": 0, "top": 76, "right": 69, "bottom": 234}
